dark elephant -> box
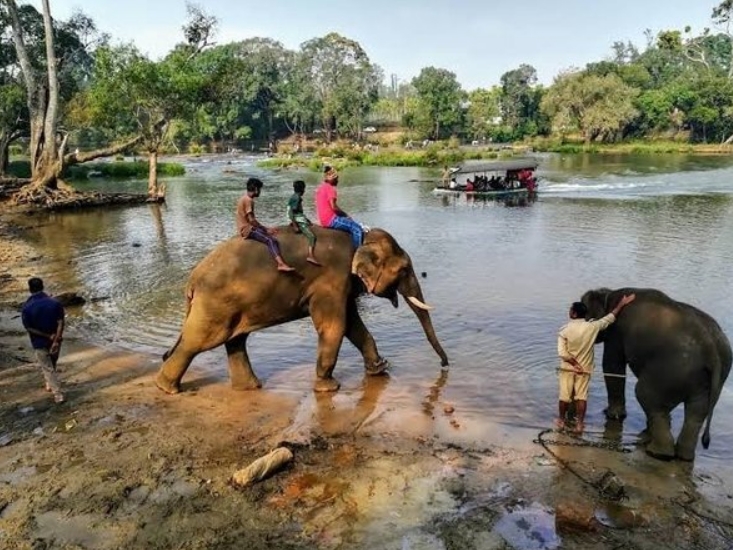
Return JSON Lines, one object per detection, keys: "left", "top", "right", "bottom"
{"left": 582, "top": 287, "right": 731, "bottom": 461}
{"left": 155, "top": 227, "right": 449, "bottom": 394}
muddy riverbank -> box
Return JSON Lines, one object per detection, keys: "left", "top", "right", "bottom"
{"left": 2, "top": 212, "right": 733, "bottom": 549}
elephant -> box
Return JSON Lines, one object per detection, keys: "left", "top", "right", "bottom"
{"left": 155, "top": 227, "right": 449, "bottom": 394}
{"left": 581, "top": 287, "right": 732, "bottom": 461}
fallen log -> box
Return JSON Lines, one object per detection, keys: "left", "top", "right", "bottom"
{"left": 231, "top": 447, "right": 294, "bottom": 487}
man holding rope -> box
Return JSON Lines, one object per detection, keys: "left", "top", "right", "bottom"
{"left": 557, "top": 294, "right": 636, "bottom": 433}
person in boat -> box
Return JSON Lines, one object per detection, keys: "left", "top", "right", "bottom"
{"left": 449, "top": 177, "right": 458, "bottom": 189}
{"left": 315, "top": 167, "right": 367, "bottom": 249}
{"left": 441, "top": 165, "right": 451, "bottom": 188}
{"left": 465, "top": 178, "right": 475, "bottom": 192}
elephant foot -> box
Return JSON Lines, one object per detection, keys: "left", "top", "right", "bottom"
{"left": 675, "top": 444, "right": 696, "bottom": 462}
{"left": 646, "top": 439, "right": 676, "bottom": 461}
{"left": 155, "top": 372, "right": 181, "bottom": 395}
{"left": 637, "top": 429, "right": 651, "bottom": 445}
{"left": 604, "top": 406, "right": 627, "bottom": 421}
{"left": 365, "top": 357, "right": 390, "bottom": 376}
{"left": 231, "top": 377, "right": 262, "bottom": 391}
{"left": 314, "top": 377, "right": 341, "bottom": 393}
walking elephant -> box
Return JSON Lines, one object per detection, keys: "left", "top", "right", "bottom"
{"left": 581, "top": 287, "right": 731, "bottom": 461}
{"left": 155, "top": 227, "right": 449, "bottom": 394}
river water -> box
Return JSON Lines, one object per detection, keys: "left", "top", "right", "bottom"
{"left": 21, "top": 152, "right": 733, "bottom": 466}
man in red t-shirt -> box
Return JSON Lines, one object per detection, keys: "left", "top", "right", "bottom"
{"left": 315, "top": 167, "right": 367, "bottom": 249}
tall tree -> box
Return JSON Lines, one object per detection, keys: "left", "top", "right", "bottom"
{"left": 499, "top": 64, "right": 542, "bottom": 138}
{"left": 3, "top": 0, "right": 140, "bottom": 202}
{"left": 541, "top": 71, "right": 639, "bottom": 143}
{"left": 411, "top": 66, "right": 464, "bottom": 140}
{"left": 299, "top": 33, "right": 380, "bottom": 141}
{"left": 466, "top": 87, "right": 501, "bottom": 140}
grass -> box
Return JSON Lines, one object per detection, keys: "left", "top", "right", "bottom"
{"left": 5, "top": 160, "right": 186, "bottom": 180}
{"left": 526, "top": 138, "right": 733, "bottom": 155}
{"left": 258, "top": 148, "right": 514, "bottom": 171}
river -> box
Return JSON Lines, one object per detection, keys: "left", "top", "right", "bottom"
{"left": 21, "top": 152, "right": 733, "bottom": 467}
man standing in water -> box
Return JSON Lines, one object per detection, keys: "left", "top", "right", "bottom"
{"left": 315, "top": 167, "right": 367, "bottom": 249}
{"left": 21, "top": 277, "right": 66, "bottom": 403}
{"left": 557, "top": 293, "right": 636, "bottom": 433}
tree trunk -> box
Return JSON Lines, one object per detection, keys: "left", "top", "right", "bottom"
{"left": 148, "top": 149, "right": 159, "bottom": 197}
{"left": 0, "top": 131, "right": 10, "bottom": 176}
{"left": 6, "top": 0, "right": 61, "bottom": 190}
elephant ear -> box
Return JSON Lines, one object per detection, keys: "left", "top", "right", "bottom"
{"left": 351, "top": 243, "right": 382, "bottom": 293}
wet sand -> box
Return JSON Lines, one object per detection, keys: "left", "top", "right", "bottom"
{"left": 2, "top": 213, "right": 733, "bottom": 549}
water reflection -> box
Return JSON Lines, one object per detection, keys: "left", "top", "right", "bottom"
{"left": 19, "top": 153, "right": 733, "bottom": 467}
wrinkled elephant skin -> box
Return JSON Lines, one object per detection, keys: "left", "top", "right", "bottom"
{"left": 582, "top": 287, "right": 732, "bottom": 461}
{"left": 156, "top": 227, "right": 448, "bottom": 394}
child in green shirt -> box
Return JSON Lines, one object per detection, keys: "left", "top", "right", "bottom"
{"left": 288, "top": 180, "right": 321, "bottom": 265}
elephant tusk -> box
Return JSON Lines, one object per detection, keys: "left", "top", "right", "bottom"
{"left": 407, "top": 296, "right": 433, "bottom": 310}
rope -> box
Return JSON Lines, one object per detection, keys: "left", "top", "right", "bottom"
{"left": 555, "top": 368, "right": 628, "bottom": 379}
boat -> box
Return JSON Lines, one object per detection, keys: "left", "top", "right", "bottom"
{"left": 433, "top": 158, "right": 540, "bottom": 198}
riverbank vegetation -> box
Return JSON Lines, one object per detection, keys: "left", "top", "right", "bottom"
{"left": 1, "top": 1, "right": 732, "bottom": 207}
{"left": 6, "top": 160, "right": 186, "bottom": 180}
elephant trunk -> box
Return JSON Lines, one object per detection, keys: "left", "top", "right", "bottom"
{"left": 399, "top": 270, "right": 449, "bottom": 367}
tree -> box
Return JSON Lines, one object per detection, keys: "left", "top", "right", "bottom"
{"left": 541, "top": 71, "right": 639, "bottom": 143}
{"left": 299, "top": 33, "right": 380, "bottom": 141}
{"left": 465, "top": 87, "right": 501, "bottom": 140}
{"left": 80, "top": 5, "right": 217, "bottom": 197}
{"left": 233, "top": 38, "right": 292, "bottom": 144}
{"left": 499, "top": 64, "right": 543, "bottom": 139}
{"left": 411, "top": 66, "right": 464, "bottom": 140}
{"left": 3, "top": 0, "right": 140, "bottom": 202}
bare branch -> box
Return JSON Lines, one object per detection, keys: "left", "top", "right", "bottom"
{"left": 63, "top": 134, "right": 144, "bottom": 166}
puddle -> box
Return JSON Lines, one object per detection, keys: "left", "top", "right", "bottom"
{"left": 595, "top": 503, "right": 646, "bottom": 529}
{"left": 493, "top": 501, "right": 560, "bottom": 550}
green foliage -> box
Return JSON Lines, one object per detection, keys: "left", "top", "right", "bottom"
{"left": 63, "top": 161, "right": 185, "bottom": 179}
{"left": 257, "top": 147, "right": 507, "bottom": 169}
{"left": 411, "top": 67, "right": 465, "bottom": 140}
{"left": 541, "top": 71, "right": 639, "bottom": 143}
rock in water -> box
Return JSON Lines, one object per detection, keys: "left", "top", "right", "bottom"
{"left": 231, "top": 447, "right": 293, "bottom": 487}
{"left": 54, "top": 292, "right": 86, "bottom": 307}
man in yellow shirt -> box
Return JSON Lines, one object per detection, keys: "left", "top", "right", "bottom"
{"left": 557, "top": 293, "right": 636, "bottom": 433}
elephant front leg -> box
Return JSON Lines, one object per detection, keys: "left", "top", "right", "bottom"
{"left": 311, "top": 299, "right": 346, "bottom": 393}
{"left": 346, "top": 301, "right": 389, "bottom": 376}
{"left": 225, "top": 333, "right": 262, "bottom": 390}
{"left": 602, "top": 342, "right": 627, "bottom": 420}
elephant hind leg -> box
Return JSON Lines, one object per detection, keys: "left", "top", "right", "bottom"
{"left": 155, "top": 309, "right": 233, "bottom": 394}
{"left": 676, "top": 393, "right": 708, "bottom": 461}
{"left": 636, "top": 377, "right": 675, "bottom": 460}
{"left": 225, "top": 333, "right": 262, "bottom": 390}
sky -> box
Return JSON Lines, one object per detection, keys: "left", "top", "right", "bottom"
{"left": 28, "top": 0, "right": 717, "bottom": 89}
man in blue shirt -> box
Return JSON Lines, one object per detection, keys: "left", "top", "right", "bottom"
{"left": 21, "top": 277, "right": 65, "bottom": 403}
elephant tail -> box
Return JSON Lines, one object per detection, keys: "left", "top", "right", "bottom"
{"left": 702, "top": 350, "right": 724, "bottom": 449}
{"left": 163, "top": 283, "right": 194, "bottom": 361}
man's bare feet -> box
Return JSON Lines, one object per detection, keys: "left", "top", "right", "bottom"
{"left": 573, "top": 422, "right": 584, "bottom": 435}
{"left": 555, "top": 418, "right": 566, "bottom": 431}
{"left": 277, "top": 264, "right": 296, "bottom": 272}
{"left": 306, "top": 256, "right": 322, "bottom": 266}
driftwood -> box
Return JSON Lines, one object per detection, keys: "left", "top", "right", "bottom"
{"left": 7, "top": 187, "right": 164, "bottom": 212}
{"left": 231, "top": 447, "right": 294, "bottom": 487}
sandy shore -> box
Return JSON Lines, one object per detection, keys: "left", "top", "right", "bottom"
{"left": 2, "top": 212, "right": 733, "bottom": 549}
